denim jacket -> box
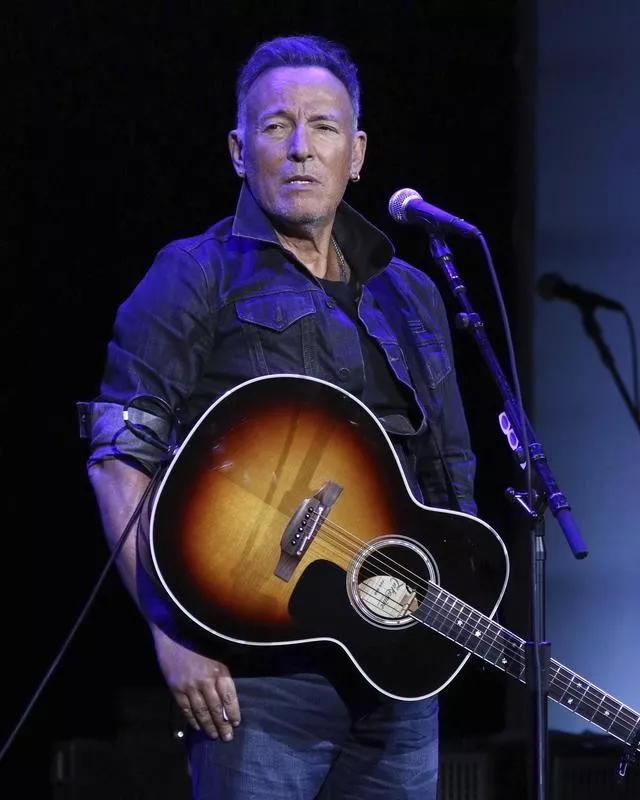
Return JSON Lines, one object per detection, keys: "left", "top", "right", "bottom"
{"left": 88, "top": 185, "right": 476, "bottom": 514}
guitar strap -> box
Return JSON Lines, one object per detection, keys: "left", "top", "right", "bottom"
{"left": 372, "top": 271, "right": 462, "bottom": 512}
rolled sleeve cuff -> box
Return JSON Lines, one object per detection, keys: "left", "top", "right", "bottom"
{"left": 86, "top": 401, "right": 173, "bottom": 474}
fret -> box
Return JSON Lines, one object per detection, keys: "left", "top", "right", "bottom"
{"left": 450, "top": 605, "right": 476, "bottom": 648}
{"left": 415, "top": 591, "right": 473, "bottom": 647}
{"left": 552, "top": 667, "right": 602, "bottom": 722}
{"left": 551, "top": 665, "right": 589, "bottom": 709}
{"left": 414, "top": 589, "right": 638, "bottom": 753}
{"left": 492, "top": 631, "right": 526, "bottom": 681}
{"left": 565, "top": 681, "right": 622, "bottom": 734}
{"left": 417, "top": 589, "right": 527, "bottom": 679}
{"left": 457, "top": 612, "right": 525, "bottom": 678}
{"left": 549, "top": 667, "right": 639, "bottom": 743}
{"left": 472, "top": 618, "right": 501, "bottom": 661}
{"left": 587, "top": 686, "right": 621, "bottom": 731}
{"left": 412, "top": 587, "right": 639, "bottom": 755}
{"left": 440, "top": 594, "right": 465, "bottom": 638}
{"left": 456, "top": 598, "right": 480, "bottom": 636}
{"left": 468, "top": 617, "right": 498, "bottom": 660}
{"left": 487, "top": 623, "right": 521, "bottom": 670}
{"left": 419, "top": 588, "right": 467, "bottom": 639}
{"left": 594, "top": 694, "right": 626, "bottom": 733}
{"left": 610, "top": 714, "right": 638, "bottom": 744}
{"left": 416, "top": 587, "right": 437, "bottom": 627}
{"left": 419, "top": 586, "right": 448, "bottom": 630}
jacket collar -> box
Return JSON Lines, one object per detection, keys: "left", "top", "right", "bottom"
{"left": 230, "top": 182, "right": 395, "bottom": 280}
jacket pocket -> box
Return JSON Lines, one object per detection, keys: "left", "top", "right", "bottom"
{"left": 234, "top": 291, "right": 318, "bottom": 376}
{"left": 407, "top": 318, "right": 451, "bottom": 388}
{"left": 236, "top": 292, "right": 315, "bottom": 331}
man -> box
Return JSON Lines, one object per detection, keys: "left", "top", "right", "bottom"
{"left": 86, "top": 34, "right": 477, "bottom": 799}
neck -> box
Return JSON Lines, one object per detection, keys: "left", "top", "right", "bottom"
{"left": 275, "top": 226, "right": 343, "bottom": 281}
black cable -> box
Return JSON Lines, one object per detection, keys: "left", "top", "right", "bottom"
{"left": 476, "top": 233, "right": 533, "bottom": 508}
{"left": 0, "top": 394, "right": 176, "bottom": 764}
{"left": 122, "top": 393, "right": 178, "bottom": 453}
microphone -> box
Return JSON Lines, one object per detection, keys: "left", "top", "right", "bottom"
{"left": 388, "top": 188, "right": 480, "bottom": 238}
{"left": 537, "top": 272, "right": 624, "bottom": 312}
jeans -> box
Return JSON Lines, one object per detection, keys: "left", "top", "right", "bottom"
{"left": 188, "top": 672, "right": 438, "bottom": 799}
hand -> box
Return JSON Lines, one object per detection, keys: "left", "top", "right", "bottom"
{"left": 152, "top": 626, "right": 241, "bottom": 741}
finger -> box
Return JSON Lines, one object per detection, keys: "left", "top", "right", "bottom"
{"left": 200, "top": 678, "right": 239, "bottom": 741}
{"left": 176, "top": 689, "right": 220, "bottom": 738}
{"left": 187, "top": 690, "right": 223, "bottom": 739}
{"left": 217, "top": 676, "right": 241, "bottom": 727}
{"left": 175, "top": 694, "right": 201, "bottom": 733}
{"left": 180, "top": 707, "right": 201, "bottom": 731}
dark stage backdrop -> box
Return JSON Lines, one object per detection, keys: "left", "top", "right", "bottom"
{"left": 22, "top": 1, "right": 524, "bottom": 795}
{"left": 532, "top": 0, "right": 640, "bottom": 736}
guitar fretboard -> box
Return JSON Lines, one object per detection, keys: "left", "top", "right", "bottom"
{"left": 413, "top": 584, "right": 640, "bottom": 751}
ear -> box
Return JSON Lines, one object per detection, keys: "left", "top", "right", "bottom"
{"left": 351, "top": 130, "right": 367, "bottom": 178}
{"left": 228, "top": 129, "right": 245, "bottom": 177}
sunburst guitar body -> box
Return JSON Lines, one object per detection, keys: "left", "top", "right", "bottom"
{"left": 147, "top": 374, "right": 640, "bottom": 755}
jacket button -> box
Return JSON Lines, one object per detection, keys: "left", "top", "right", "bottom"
{"left": 325, "top": 299, "right": 336, "bottom": 309}
{"left": 338, "top": 368, "right": 350, "bottom": 381}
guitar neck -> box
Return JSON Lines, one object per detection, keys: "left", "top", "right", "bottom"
{"left": 414, "top": 583, "right": 640, "bottom": 751}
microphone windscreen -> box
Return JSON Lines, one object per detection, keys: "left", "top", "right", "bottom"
{"left": 388, "top": 188, "right": 421, "bottom": 224}
{"left": 536, "top": 272, "right": 562, "bottom": 300}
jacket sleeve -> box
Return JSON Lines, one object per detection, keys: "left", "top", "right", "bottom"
{"left": 87, "top": 243, "right": 215, "bottom": 474}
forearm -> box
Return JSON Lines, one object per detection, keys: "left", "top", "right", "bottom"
{"left": 88, "top": 457, "right": 240, "bottom": 738}
{"left": 88, "top": 458, "right": 152, "bottom": 613}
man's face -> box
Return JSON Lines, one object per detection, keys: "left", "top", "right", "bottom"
{"left": 229, "top": 66, "right": 366, "bottom": 232}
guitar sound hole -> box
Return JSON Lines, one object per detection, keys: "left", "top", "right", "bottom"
{"left": 347, "top": 536, "right": 438, "bottom": 629}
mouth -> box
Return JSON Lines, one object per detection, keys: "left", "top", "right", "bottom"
{"left": 284, "top": 176, "right": 319, "bottom": 185}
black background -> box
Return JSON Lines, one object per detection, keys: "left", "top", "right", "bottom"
{"left": 19, "top": 1, "right": 531, "bottom": 795}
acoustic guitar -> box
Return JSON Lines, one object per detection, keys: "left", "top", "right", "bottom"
{"left": 147, "top": 374, "right": 640, "bottom": 755}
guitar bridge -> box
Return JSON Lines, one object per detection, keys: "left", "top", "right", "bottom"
{"left": 274, "top": 480, "right": 342, "bottom": 582}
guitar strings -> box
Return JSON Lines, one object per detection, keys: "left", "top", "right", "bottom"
{"left": 349, "top": 564, "right": 638, "bottom": 735}
{"left": 314, "top": 516, "right": 434, "bottom": 597}
{"left": 280, "top": 505, "right": 639, "bottom": 736}
{"left": 307, "top": 516, "right": 639, "bottom": 734}
{"left": 224, "top": 483, "right": 637, "bottom": 736}
{"left": 342, "top": 539, "right": 639, "bottom": 734}
{"left": 331, "top": 527, "right": 639, "bottom": 733}
{"left": 185, "top": 395, "right": 638, "bottom": 743}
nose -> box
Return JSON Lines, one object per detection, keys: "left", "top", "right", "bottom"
{"left": 288, "top": 123, "right": 311, "bottom": 162}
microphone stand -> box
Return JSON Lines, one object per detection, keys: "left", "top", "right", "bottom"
{"left": 579, "top": 307, "right": 640, "bottom": 434}
{"left": 427, "top": 235, "right": 589, "bottom": 800}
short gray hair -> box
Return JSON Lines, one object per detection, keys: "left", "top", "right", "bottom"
{"left": 236, "top": 34, "right": 361, "bottom": 130}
